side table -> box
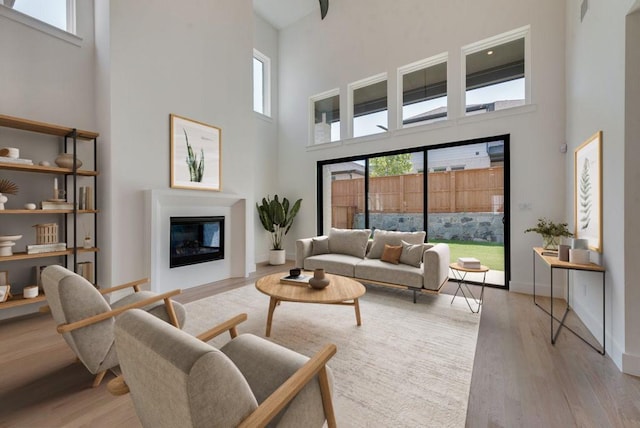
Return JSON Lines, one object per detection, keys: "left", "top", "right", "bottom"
{"left": 532, "top": 247, "right": 606, "bottom": 355}
{"left": 449, "top": 262, "right": 489, "bottom": 313}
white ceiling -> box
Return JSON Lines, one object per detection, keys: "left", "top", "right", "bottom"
{"left": 253, "top": 0, "right": 319, "bottom": 30}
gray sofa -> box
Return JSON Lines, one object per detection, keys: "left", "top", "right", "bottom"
{"left": 296, "top": 228, "right": 450, "bottom": 302}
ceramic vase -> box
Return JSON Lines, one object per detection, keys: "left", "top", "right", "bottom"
{"left": 309, "top": 268, "right": 330, "bottom": 289}
{"left": 55, "top": 153, "right": 83, "bottom": 169}
{"left": 0, "top": 193, "right": 6, "bottom": 210}
{"left": 542, "top": 235, "right": 559, "bottom": 250}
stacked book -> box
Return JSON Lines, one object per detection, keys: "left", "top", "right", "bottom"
{"left": 78, "top": 186, "right": 94, "bottom": 210}
{"left": 0, "top": 157, "right": 33, "bottom": 165}
{"left": 77, "top": 261, "right": 94, "bottom": 284}
{"left": 41, "top": 200, "right": 74, "bottom": 210}
{"left": 27, "top": 242, "right": 67, "bottom": 254}
{"left": 458, "top": 257, "right": 481, "bottom": 269}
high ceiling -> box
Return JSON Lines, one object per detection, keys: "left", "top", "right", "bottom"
{"left": 253, "top": 0, "right": 319, "bottom": 30}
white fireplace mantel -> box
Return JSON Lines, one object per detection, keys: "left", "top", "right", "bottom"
{"left": 145, "top": 189, "right": 253, "bottom": 293}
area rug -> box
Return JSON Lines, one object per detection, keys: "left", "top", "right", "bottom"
{"left": 183, "top": 284, "right": 480, "bottom": 428}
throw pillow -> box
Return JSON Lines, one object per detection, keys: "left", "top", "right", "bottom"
{"left": 328, "top": 228, "right": 371, "bottom": 258}
{"left": 380, "top": 244, "right": 402, "bottom": 264}
{"left": 367, "top": 229, "right": 426, "bottom": 259}
{"left": 311, "top": 236, "right": 330, "bottom": 255}
{"left": 399, "top": 240, "right": 424, "bottom": 268}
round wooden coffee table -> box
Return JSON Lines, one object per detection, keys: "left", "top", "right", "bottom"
{"left": 255, "top": 272, "right": 366, "bottom": 337}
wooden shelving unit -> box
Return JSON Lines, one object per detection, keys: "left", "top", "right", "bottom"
{"left": 0, "top": 114, "right": 99, "bottom": 312}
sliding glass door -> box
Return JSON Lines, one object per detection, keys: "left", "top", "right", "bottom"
{"left": 317, "top": 136, "right": 509, "bottom": 287}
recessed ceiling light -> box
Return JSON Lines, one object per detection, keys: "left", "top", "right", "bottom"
{"left": 487, "top": 50, "right": 494, "bottom": 55}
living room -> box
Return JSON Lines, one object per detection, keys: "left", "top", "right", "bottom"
{"left": 1, "top": 0, "right": 640, "bottom": 426}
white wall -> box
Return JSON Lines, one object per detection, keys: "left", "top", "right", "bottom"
{"left": 277, "top": 0, "right": 567, "bottom": 290}
{"left": 95, "top": 0, "right": 256, "bottom": 287}
{"left": 565, "top": 0, "right": 639, "bottom": 374}
{"left": 253, "top": 13, "right": 280, "bottom": 262}
{"left": 0, "top": 2, "right": 96, "bottom": 319}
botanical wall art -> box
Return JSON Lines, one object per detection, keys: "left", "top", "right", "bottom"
{"left": 170, "top": 114, "right": 221, "bottom": 191}
{"left": 574, "top": 131, "right": 603, "bottom": 252}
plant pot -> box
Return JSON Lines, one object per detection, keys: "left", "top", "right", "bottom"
{"left": 269, "top": 249, "right": 286, "bottom": 265}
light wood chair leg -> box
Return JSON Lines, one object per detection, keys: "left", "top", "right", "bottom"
{"left": 318, "top": 366, "right": 336, "bottom": 428}
{"left": 164, "top": 298, "right": 180, "bottom": 328}
{"left": 92, "top": 370, "right": 107, "bottom": 388}
{"left": 107, "top": 375, "right": 130, "bottom": 396}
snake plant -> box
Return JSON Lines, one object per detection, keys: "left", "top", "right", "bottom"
{"left": 184, "top": 129, "right": 204, "bottom": 182}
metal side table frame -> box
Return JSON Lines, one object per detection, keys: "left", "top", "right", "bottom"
{"left": 532, "top": 247, "right": 606, "bottom": 355}
{"left": 449, "top": 262, "right": 489, "bottom": 313}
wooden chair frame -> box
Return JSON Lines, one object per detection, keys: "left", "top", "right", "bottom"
{"left": 52, "top": 278, "right": 183, "bottom": 387}
{"left": 108, "top": 313, "right": 337, "bottom": 428}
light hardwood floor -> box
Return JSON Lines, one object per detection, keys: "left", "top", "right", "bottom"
{"left": 1, "top": 263, "right": 639, "bottom": 427}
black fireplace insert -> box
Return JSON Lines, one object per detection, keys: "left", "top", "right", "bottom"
{"left": 170, "top": 216, "right": 224, "bottom": 268}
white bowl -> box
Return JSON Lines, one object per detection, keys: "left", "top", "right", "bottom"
{"left": 0, "top": 235, "right": 22, "bottom": 242}
{"left": 23, "top": 286, "right": 39, "bottom": 299}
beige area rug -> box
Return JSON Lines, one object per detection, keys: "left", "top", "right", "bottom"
{"left": 183, "top": 284, "right": 480, "bottom": 428}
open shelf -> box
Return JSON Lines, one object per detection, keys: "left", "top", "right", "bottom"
{"left": 0, "top": 209, "right": 99, "bottom": 215}
{"left": 0, "top": 162, "right": 98, "bottom": 176}
{"left": 0, "top": 247, "right": 98, "bottom": 262}
{"left": 0, "top": 293, "right": 46, "bottom": 310}
{"left": 0, "top": 114, "right": 98, "bottom": 140}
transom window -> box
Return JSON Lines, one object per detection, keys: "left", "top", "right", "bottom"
{"left": 2, "top": 0, "right": 75, "bottom": 33}
{"left": 349, "top": 74, "right": 388, "bottom": 138}
{"left": 462, "top": 26, "right": 530, "bottom": 116}
{"left": 398, "top": 53, "right": 448, "bottom": 127}
{"left": 311, "top": 89, "right": 340, "bottom": 144}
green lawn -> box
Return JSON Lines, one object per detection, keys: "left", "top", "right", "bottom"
{"left": 431, "top": 239, "right": 504, "bottom": 271}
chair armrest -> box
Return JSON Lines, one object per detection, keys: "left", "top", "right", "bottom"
{"left": 99, "top": 278, "right": 149, "bottom": 295}
{"left": 196, "top": 313, "right": 248, "bottom": 342}
{"left": 237, "top": 343, "right": 337, "bottom": 428}
{"left": 56, "top": 289, "right": 182, "bottom": 334}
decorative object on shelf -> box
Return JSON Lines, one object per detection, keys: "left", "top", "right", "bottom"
{"left": 574, "top": 131, "right": 603, "bottom": 252}
{"left": 289, "top": 267, "right": 301, "bottom": 278}
{"left": 34, "top": 223, "right": 59, "bottom": 244}
{"left": 0, "top": 147, "right": 19, "bottom": 158}
{"left": 558, "top": 244, "right": 570, "bottom": 262}
{"left": 84, "top": 236, "right": 92, "bottom": 249}
{"left": 0, "top": 284, "right": 10, "bottom": 302}
{"left": 41, "top": 200, "right": 73, "bottom": 210}
{"left": 525, "top": 217, "right": 573, "bottom": 250}
{"left": 24, "top": 203, "right": 36, "bottom": 210}
{"left": 170, "top": 114, "right": 221, "bottom": 191}
{"left": 54, "top": 152, "right": 83, "bottom": 169}
{"left": 0, "top": 178, "right": 19, "bottom": 210}
{"left": 23, "top": 285, "right": 39, "bottom": 299}
{"left": 571, "top": 238, "right": 589, "bottom": 249}
{"left": 26, "top": 242, "right": 66, "bottom": 254}
{"left": 309, "top": 268, "right": 330, "bottom": 289}
{"left": 256, "top": 194, "right": 302, "bottom": 265}
{"left": 569, "top": 248, "right": 590, "bottom": 264}
{"left": 0, "top": 235, "right": 22, "bottom": 256}
{"left": 39, "top": 160, "right": 51, "bottom": 166}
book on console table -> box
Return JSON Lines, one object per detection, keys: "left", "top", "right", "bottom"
{"left": 280, "top": 274, "right": 312, "bottom": 286}
{"left": 458, "top": 257, "right": 481, "bottom": 269}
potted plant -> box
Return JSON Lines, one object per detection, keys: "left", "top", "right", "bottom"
{"left": 525, "top": 217, "right": 573, "bottom": 250}
{"left": 256, "top": 195, "right": 302, "bottom": 265}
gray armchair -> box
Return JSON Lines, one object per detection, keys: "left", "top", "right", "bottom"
{"left": 41, "top": 265, "right": 186, "bottom": 387}
{"left": 113, "top": 308, "right": 337, "bottom": 428}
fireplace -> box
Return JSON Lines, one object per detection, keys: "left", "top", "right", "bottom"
{"left": 170, "top": 216, "right": 225, "bottom": 268}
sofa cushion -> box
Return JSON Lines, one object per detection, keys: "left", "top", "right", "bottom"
{"left": 311, "top": 236, "right": 330, "bottom": 255}
{"left": 367, "top": 230, "right": 426, "bottom": 259}
{"left": 380, "top": 244, "right": 402, "bottom": 264}
{"left": 303, "top": 254, "right": 362, "bottom": 277}
{"left": 328, "top": 228, "right": 371, "bottom": 259}
{"left": 355, "top": 259, "right": 424, "bottom": 289}
{"left": 399, "top": 241, "right": 424, "bottom": 268}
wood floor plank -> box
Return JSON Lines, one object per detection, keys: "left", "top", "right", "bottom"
{"left": 1, "top": 263, "right": 639, "bottom": 427}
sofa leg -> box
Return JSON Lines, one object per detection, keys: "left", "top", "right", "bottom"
{"left": 413, "top": 289, "right": 417, "bottom": 304}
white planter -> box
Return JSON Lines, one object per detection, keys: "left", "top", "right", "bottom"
{"left": 269, "top": 249, "right": 286, "bottom": 265}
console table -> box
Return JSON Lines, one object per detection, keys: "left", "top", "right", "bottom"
{"left": 532, "top": 247, "right": 605, "bottom": 355}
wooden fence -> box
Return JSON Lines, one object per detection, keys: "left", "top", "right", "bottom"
{"left": 330, "top": 167, "right": 504, "bottom": 219}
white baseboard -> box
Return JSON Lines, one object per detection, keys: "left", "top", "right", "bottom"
{"left": 623, "top": 352, "right": 640, "bottom": 376}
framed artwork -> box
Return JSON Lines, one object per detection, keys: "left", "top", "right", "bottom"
{"left": 574, "top": 131, "right": 603, "bottom": 252}
{"left": 170, "top": 114, "right": 222, "bottom": 191}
